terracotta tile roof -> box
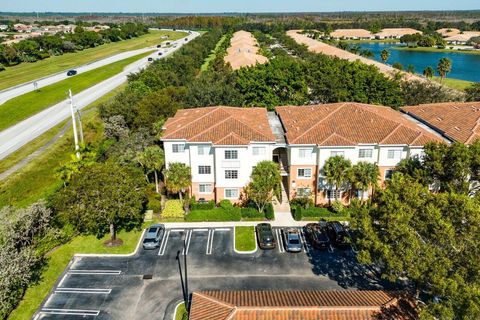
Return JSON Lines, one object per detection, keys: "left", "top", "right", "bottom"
{"left": 330, "top": 29, "right": 373, "bottom": 38}
{"left": 401, "top": 102, "right": 480, "bottom": 144}
{"left": 276, "top": 103, "right": 443, "bottom": 146}
{"left": 162, "top": 106, "right": 275, "bottom": 145}
{"left": 374, "top": 28, "right": 422, "bottom": 38}
{"left": 189, "top": 290, "right": 417, "bottom": 320}
{"left": 225, "top": 30, "right": 268, "bottom": 70}
{"left": 444, "top": 31, "right": 480, "bottom": 42}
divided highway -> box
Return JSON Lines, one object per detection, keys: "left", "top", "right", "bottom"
{"left": 0, "top": 30, "right": 199, "bottom": 160}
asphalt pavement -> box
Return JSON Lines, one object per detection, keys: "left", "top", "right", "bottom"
{"left": 0, "top": 30, "right": 199, "bottom": 161}
{"left": 34, "top": 226, "right": 390, "bottom": 320}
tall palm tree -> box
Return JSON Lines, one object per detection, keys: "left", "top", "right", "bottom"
{"left": 136, "top": 145, "right": 164, "bottom": 193}
{"left": 349, "top": 162, "right": 380, "bottom": 202}
{"left": 323, "top": 155, "right": 352, "bottom": 202}
{"left": 164, "top": 162, "right": 191, "bottom": 210}
{"left": 437, "top": 58, "right": 452, "bottom": 82}
{"left": 380, "top": 49, "right": 390, "bottom": 64}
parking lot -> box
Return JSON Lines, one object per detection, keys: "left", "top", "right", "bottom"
{"left": 35, "top": 226, "right": 388, "bottom": 320}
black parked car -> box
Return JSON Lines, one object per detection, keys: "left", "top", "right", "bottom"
{"left": 256, "top": 223, "right": 276, "bottom": 250}
{"left": 304, "top": 222, "right": 330, "bottom": 250}
{"left": 66, "top": 69, "right": 77, "bottom": 76}
{"left": 325, "top": 221, "right": 351, "bottom": 248}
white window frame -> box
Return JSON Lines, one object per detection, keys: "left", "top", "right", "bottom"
{"left": 297, "top": 187, "right": 311, "bottom": 197}
{"left": 172, "top": 144, "right": 185, "bottom": 153}
{"left": 252, "top": 147, "right": 266, "bottom": 156}
{"left": 330, "top": 151, "right": 345, "bottom": 157}
{"left": 298, "top": 148, "right": 312, "bottom": 158}
{"left": 199, "top": 184, "right": 212, "bottom": 194}
{"left": 198, "top": 146, "right": 209, "bottom": 155}
{"left": 387, "top": 149, "right": 402, "bottom": 160}
{"left": 225, "top": 150, "right": 238, "bottom": 160}
{"left": 225, "top": 170, "right": 238, "bottom": 179}
{"left": 198, "top": 165, "right": 211, "bottom": 175}
{"left": 327, "top": 189, "right": 343, "bottom": 200}
{"left": 297, "top": 168, "right": 312, "bottom": 179}
{"left": 358, "top": 149, "right": 373, "bottom": 158}
{"left": 224, "top": 188, "right": 239, "bottom": 199}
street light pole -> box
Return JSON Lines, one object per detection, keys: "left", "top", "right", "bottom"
{"left": 183, "top": 234, "right": 189, "bottom": 311}
{"left": 68, "top": 90, "right": 80, "bottom": 159}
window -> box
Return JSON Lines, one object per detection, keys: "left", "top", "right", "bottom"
{"left": 198, "top": 146, "right": 209, "bottom": 155}
{"left": 356, "top": 189, "right": 369, "bottom": 199}
{"left": 252, "top": 147, "right": 266, "bottom": 156}
{"left": 225, "top": 150, "right": 238, "bottom": 159}
{"left": 385, "top": 169, "right": 395, "bottom": 180}
{"left": 359, "top": 149, "right": 373, "bottom": 158}
{"left": 172, "top": 144, "right": 184, "bottom": 153}
{"left": 297, "top": 168, "right": 312, "bottom": 178}
{"left": 225, "top": 170, "right": 238, "bottom": 179}
{"left": 297, "top": 188, "right": 311, "bottom": 197}
{"left": 327, "top": 189, "right": 342, "bottom": 200}
{"left": 387, "top": 149, "right": 402, "bottom": 159}
{"left": 198, "top": 166, "right": 211, "bottom": 175}
{"left": 331, "top": 151, "right": 345, "bottom": 157}
{"left": 299, "top": 148, "right": 312, "bottom": 158}
{"left": 199, "top": 184, "right": 212, "bottom": 193}
{"left": 225, "top": 188, "right": 239, "bottom": 199}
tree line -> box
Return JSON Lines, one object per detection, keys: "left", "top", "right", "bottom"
{"left": 0, "top": 22, "right": 148, "bottom": 70}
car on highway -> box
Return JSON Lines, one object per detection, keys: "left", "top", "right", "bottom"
{"left": 304, "top": 222, "right": 330, "bottom": 250}
{"left": 158, "top": 52, "right": 163, "bottom": 56}
{"left": 147, "top": 57, "right": 153, "bottom": 62}
{"left": 142, "top": 224, "right": 165, "bottom": 250}
{"left": 185, "top": 38, "right": 188, "bottom": 41}
{"left": 325, "top": 221, "right": 351, "bottom": 248}
{"left": 66, "top": 69, "right": 77, "bottom": 76}
{"left": 282, "top": 228, "right": 302, "bottom": 252}
{"left": 256, "top": 223, "right": 276, "bottom": 250}
{"left": 156, "top": 44, "right": 162, "bottom": 48}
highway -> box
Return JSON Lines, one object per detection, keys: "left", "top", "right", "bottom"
{"left": 0, "top": 30, "right": 199, "bottom": 160}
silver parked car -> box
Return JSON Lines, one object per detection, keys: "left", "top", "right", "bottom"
{"left": 282, "top": 228, "right": 302, "bottom": 252}
{"left": 142, "top": 224, "right": 165, "bottom": 250}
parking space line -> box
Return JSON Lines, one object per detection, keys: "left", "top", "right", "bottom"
{"left": 206, "top": 229, "right": 214, "bottom": 255}
{"left": 276, "top": 229, "right": 285, "bottom": 253}
{"left": 328, "top": 244, "right": 334, "bottom": 253}
{"left": 158, "top": 229, "right": 171, "bottom": 256}
{"left": 215, "top": 228, "right": 230, "bottom": 232}
{"left": 170, "top": 229, "right": 185, "bottom": 232}
{"left": 193, "top": 228, "right": 208, "bottom": 232}
{"left": 54, "top": 288, "right": 112, "bottom": 294}
{"left": 182, "top": 229, "right": 193, "bottom": 255}
{"left": 58, "top": 273, "right": 68, "bottom": 288}
{"left": 298, "top": 228, "right": 310, "bottom": 253}
{"left": 68, "top": 270, "right": 121, "bottom": 275}
{"left": 40, "top": 308, "right": 100, "bottom": 316}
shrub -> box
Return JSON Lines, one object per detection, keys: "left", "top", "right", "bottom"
{"left": 302, "top": 206, "right": 332, "bottom": 217}
{"left": 241, "top": 207, "right": 264, "bottom": 219}
{"left": 162, "top": 200, "right": 185, "bottom": 218}
{"left": 292, "top": 206, "right": 303, "bottom": 221}
{"left": 147, "top": 198, "right": 162, "bottom": 213}
{"left": 290, "top": 196, "right": 314, "bottom": 209}
{"left": 331, "top": 200, "right": 345, "bottom": 214}
{"left": 265, "top": 203, "right": 274, "bottom": 220}
{"left": 190, "top": 200, "right": 215, "bottom": 210}
{"left": 186, "top": 208, "right": 241, "bottom": 222}
{"left": 219, "top": 199, "right": 233, "bottom": 209}
{"left": 0, "top": 63, "right": 5, "bottom": 72}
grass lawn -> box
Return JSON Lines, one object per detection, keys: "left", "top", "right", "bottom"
{"left": 234, "top": 226, "right": 256, "bottom": 252}
{"left": 394, "top": 46, "right": 480, "bottom": 55}
{"left": 0, "top": 30, "right": 187, "bottom": 90}
{"left": 175, "top": 303, "right": 187, "bottom": 320}
{"left": 0, "top": 85, "right": 125, "bottom": 208}
{"left": 434, "top": 77, "right": 474, "bottom": 91}
{"left": 200, "top": 33, "right": 227, "bottom": 72}
{"left": 7, "top": 221, "right": 153, "bottom": 320}
{"left": 0, "top": 51, "right": 152, "bottom": 131}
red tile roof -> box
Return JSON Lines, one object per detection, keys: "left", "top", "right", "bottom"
{"left": 401, "top": 102, "right": 480, "bottom": 144}
{"left": 188, "top": 290, "right": 417, "bottom": 320}
{"left": 162, "top": 107, "right": 275, "bottom": 145}
{"left": 276, "top": 103, "right": 444, "bottom": 146}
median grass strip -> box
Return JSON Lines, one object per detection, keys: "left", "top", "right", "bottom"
{"left": 175, "top": 303, "right": 187, "bottom": 320}
{"left": 0, "top": 30, "right": 187, "bottom": 90}
{"left": 200, "top": 33, "right": 227, "bottom": 71}
{"left": 0, "top": 51, "right": 152, "bottom": 131}
{"left": 235, "top": 226, "right": 256, "bottom": 252}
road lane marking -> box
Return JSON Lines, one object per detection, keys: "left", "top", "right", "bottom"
{"left": 54, "top": 288, "right": 111, "bottom": 294}
{"left": 40, "top": 308, "right": 100, "bottom": 316}
{"left": 68, "top": 270, "right": 121, "bottom": 275}
{"left": 206, "top": 229, "right": 214, "bottom": 255}
{"left": 158, "top": 229, "right": 171, "bottom": 256}
{"left": 182, "top": 229, "right": 193, "bottom": 255}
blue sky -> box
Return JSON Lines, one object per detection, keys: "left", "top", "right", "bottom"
{"left": 1, "top": 0, "right": 479, "bottom": 13}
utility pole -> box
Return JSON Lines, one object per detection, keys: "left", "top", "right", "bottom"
{"left": 76, "top": 108, "right": 84, "bottom": 144}
{"left": 68, "top": 90, "right": 81, "bottom": 159}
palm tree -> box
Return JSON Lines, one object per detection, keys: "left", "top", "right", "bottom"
{"left": 437, "top": 58, "right": 452, "bottom": 82}
{"left": 136, "top": 145, "right": 164, "bottom": 193}
{"left": 323, "top": 155, "right": 352, "bottom": 202}
{"left": 423, "top": 66, "right": 434, "bottom": 78}
{"left": 164, "top": 162, "right": 191, "bottom": 210}
{"left": 380, "top": 49, "right": 390, "bottom": 64}
{"left": 406, "top": 64, "right": 415, "bottom": 74}
{"left": 349, "top": 162, "right": 380, "bottom": 202}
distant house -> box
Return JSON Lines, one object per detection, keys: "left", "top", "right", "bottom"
{"left": 189, "top": 290, "right": 418, "bottom": 320}
{"left": 444, "top": 31, "right": 480, "bottom": 45}
{"left": 330, "top": 28, "right": 373, "bottom": 40}
{"left": 224, "top": 30, "right": 268, "bottom": 70}
{"left": 374, "top": 28, "right": 422, "bottom": 39}
{"left": 13, "top": 23, "right": 33, "bottom": 33}
{"left": 436, "top": 28, "right": 461, "bottom": 38}
{"left": 0, "top": 25, "right": 8, "bottom": 31}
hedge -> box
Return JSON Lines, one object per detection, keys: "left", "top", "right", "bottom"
{"left": 265, "top": 203, "right": 274, "bottom": 220}
{"left": 162, "top": 200, "right": 185, "bottom": 218}
{"left": 291, "top": 205, "right": 347, "bottom": 221}
{"left": 190, "top": 200, "right": 215, "bottom": 210}
{"left": 186, "top": 207, "right": 241, "bottom": 222}
{"left": 240, "top": 207, "right": 264, "bottom": 219}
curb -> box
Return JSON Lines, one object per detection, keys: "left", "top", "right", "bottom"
{"left": 172, "top": 301, "right": 185, "bottom": 320}
{"left": 233, "top": 226, "right": 258, "bottom": 254}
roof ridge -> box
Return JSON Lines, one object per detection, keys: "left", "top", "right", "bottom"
{"left": 197, "top": 292, "right": 236, "bottom": 309}
{"left": 215, "top": 132, "right": 249, "bottom": 145}
{"left": 189, "top": 114, "right": 235, "bottom": 141}
{"left": 466, "top": 117, "right": 480, "bottom": 144}
{"left": 290, "top": 104, "right": 347, "bottom": 144}
{"left": 226, "top": 112, "right": 273, "bottom": 141}
{"left": 224, "top": 307, "right": 238, "bottom": 320}
{"left": 379, "top": 124, "right": 403, "bottom": 144}
{"left": 163, "top": 107, "right": 220, "bottom": 138}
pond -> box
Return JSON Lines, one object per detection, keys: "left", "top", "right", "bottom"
{"left": 358, "top": 42, "right": 480, "bottom": 83}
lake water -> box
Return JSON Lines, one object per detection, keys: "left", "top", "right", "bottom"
{"left": 358, "top": 42, "right": 480, "bottom": 83}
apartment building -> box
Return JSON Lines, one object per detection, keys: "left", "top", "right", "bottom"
{"left": 162, "top": 103, "right": 445, "bottom": 204}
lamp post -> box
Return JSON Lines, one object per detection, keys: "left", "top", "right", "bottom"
{"left": 176, "top": 232, "right": 189, "bottom": 311}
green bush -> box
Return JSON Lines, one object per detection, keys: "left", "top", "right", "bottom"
{"left": 186, "top": 207, "right": 241, "bottom": 222}
{"left": 219, "top": 199, "right": 233, "bottom": 209}
{"left": 292, "top": 206, "right": 303, "bottom": 221}
{"left": 265, "top": 203, "right": 274, "bottom": 220}
{"left": 162, "top": 200, "right": 185, "bottom": 218}
{"left": 331, "top": 200, "right": 345, "bottom": 214}
{"left": 290, "top": 196, "right": 314, "bottom": 209}
{"left": 190, "top": 200, "right": 215, "bottom": 210}
{"left": 241, "top": 207, "right": 264, "bottom": 219}
{"left": 148, "top": 198, "right": 162, "bottom": 213}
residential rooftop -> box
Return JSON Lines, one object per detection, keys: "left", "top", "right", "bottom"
{"left": 224, "top": 30, "right": 268, "bottom": 70}
{"left": 330, "top": 28, "right": 372, "bottom": 38}
{"left": 401, "top": 102, "right": 480, "bottom": 144}
{"left": 374, "top": 28, "right": 422, "bottom": 38}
